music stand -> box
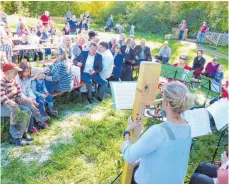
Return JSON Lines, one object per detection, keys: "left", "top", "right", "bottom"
{"left": 200, "top": 75, "right": 221, "bottom": 106}
{"left": 160, "top": 64, "right": 177, "bottom": 79}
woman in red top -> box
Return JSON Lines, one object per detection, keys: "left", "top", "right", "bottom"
{"left": 40, "top": 11, "right": 50, "bottom": 26}
{"left": 173, "top": 55, "right": 191, "bottom": 70}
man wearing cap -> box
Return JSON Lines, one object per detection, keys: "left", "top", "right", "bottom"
{"left": 1, "top": 63, "right": 47, "bottom": 146}
{"left": 203, "top": 57, "right": 219, "bottom": 78}
{"left": 155, "top": 41, "right": 171, "bottom": 64}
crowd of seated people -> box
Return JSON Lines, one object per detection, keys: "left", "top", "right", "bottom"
{"left": 0, "top": 11, "right": 226, "bottom": 148}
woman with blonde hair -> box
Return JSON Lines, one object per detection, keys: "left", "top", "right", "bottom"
{"left": 122, "top": 81, "right": 195, "bottom": 184}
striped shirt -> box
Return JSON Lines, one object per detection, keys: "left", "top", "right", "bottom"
{"left": 0, "top": 43, "right": 12, "bottom": 62}
{"left": 0, "top": 78, "right": 22, "bottom": 104}
{"left": 48, "top": 60, "right": 73, "bottom": 92}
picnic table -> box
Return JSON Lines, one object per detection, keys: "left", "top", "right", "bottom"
{"left": 13, "top": 44, "right": 58, "bottom": 51}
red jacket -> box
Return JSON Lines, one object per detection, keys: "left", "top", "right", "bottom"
{"left": 173, "top": 63, "right": 191, "bottom": 70}
{"left": 40, "top": 14, "right": 50, "bottom": 25}
{"left": 221, "top": 81, "right": 228, "bottom": 99}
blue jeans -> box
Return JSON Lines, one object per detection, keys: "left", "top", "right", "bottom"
{"left": 36, "top": 95, "right": 54, "bottom": 116}
{"left": 45, "top": 80, "right": 58, "bottom": 94}
{"left": 82, "top": 72, "right": 108, "bottom": 99}
{"left": 199, "top": 33, "right": 205, "bottom": 44}
{"left": 179, "top": 30, "right": 184, "bottom": 40}
{"left": 137, "top": 59, "right": 144, "bottom": 66}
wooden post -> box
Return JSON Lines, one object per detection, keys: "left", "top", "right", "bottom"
{"left": 121, "top": 61, "right": 161, "bottom": 184}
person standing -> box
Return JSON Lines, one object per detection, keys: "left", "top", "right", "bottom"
{"left": 122, "top": 81, "right": 195, "bottom": 184}
{"left": 65, "top": 10, "right": 72, "bottom": 22}
{"left": 121, "top": 39, "right": 136, "bottom": 81}
{"left": 74, "top": 43, "right": 108, "bottom": 103}
{"left": 198, "top": 22, "right": 209, "bottom": 44}
{"left": 68, "top": 15, "right": 78, "bottom": 35}
{"left": 99, "top": 42, "right": 114, "bottom": 79}
{"left": 106, "top": 15, "right": 114, "bottom": 32}
{"left": 40, "top": 11, "right": 50, "bottom": 27}
{"left": 178, "top": 20, "right": 187, "bottom": 41}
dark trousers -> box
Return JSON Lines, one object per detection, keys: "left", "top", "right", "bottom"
{"left": 121, "top": 64, "right": 133, "bottom": 81}
{"left": 189, "top": 162, "right": 219, "bottom": 184}
{"left": 33, "top": 52, "right": 43, "bottom": 61}
{"left": 45, "top": 80, "right": 58, "bottom": 94}
{"left": 19, "top": 55, "right": 30, "bottom": 62}
{"left": 36, "top": 95, "right": 54, "bottom": 116}
{"left": 155, "top": 55, "right": 169, "bottom": 64}
{"left": 179, "top": 30, "right": 184, "bottom": 40}
{"left": 81, "top": 72, "right": 108, "bottom": 99}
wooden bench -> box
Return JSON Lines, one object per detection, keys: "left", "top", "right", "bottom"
{"left": 53, "top": 81, "right": 85, "bottom": 102}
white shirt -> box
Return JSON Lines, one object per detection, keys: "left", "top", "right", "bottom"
{"left": 100, "top": 49, "right": 114, "bottom": 79}
{"left": 84, "top": 54, "right": 95, "bottom": 73}
{"left": 28, "top": 34, "right": 39, "bottom": 45}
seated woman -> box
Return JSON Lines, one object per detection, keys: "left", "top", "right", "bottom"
{"left": 122, "top": 81, "right": 195, "bottom": 184}
{"left": 173, "top": 54, "right": 191, "bottom": 70}
{"left": 189, "top": 150, "right": 228, "bottom": 184}
{"left": 112, "top": 44, "right": 124, "bottom": 80}
{"left": 41, "top": 47, "right": 73, "bottom": 94}
{"left": 203, "top": 57, "right": 219, "bottom": 79}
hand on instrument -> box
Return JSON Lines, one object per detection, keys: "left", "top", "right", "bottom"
{"left": 126, "top": 116, "right": 142, "bottom": 131}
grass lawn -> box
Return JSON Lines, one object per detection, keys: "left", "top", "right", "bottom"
{"left": 2, "top": 16, "right": 228, "bottom": 184}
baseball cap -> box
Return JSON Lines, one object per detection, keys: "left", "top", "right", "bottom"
{"left": 2, "top": 62, "right": 22, "bottom": 73}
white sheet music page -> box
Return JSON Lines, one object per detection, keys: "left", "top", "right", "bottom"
{"left": 110, "top": 82, "right": 137, "bottom": 110}
{"left": 206, "top": 98, "right": 228, "bottom": 131}
{"left": 183, "top": 108, "right": 212, "bottom": 138}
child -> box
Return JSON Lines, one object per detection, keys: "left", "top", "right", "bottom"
{"left": 19, "top": 33, "right": 30, "bottom": 62}
{"left": 31, "top": 75, "right": 58, "bottom": 117}
{"left": 40, "top": 27, "right": 52, "bottom": 60}
{"left": 214, "top": 65, "right": 224, "bottom": 84}
{"left": 130, "top": 25, "right": 135, "bottom": 36}
{"left": 17, "top": 61, "right": 49, "bottom": 130}
{"left": 1, "top": 63, "right": 46, "bottom": 146}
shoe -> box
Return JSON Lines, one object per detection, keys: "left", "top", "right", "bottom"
{"left": 9, "top": 137, "right": 27, "bottom": 147}
{"left": 31, "top": 127, "right": 39, "bottom": 136}
{"left": 23, "top": 133, "right": 33, "bottom": 142}
{"left": 48, "top": 106, "right": 58, "bottom": 117}
{"left": 40, "top": 116, "right": 48, "bottom": 123}
{"left": 87, "top": 98, "right": 93, "bottom": 104}
{"left": 38, "top": 122, "right": 49, "bottom": 129}
{"left": 96, "top": 97, "right": 103, "bottom": 102}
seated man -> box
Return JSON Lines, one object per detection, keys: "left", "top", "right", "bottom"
{"left": 155, "top": 41, "right": 171, "bottom": 64}
{"left": 134, "top": 39, "right": 152, "bottom": 65}
{"left": 99, "top": 42, "right": 114, "bottom": 79}
{"left": 72, "top": 36, "right": 86, "bottom": 62}
{"left": 74, "top": 42, "right": 108, "bottom": 103}
{"left": 121, "top": 39, "right": 136, "bottom": 81}
{"left": 192, "top": 50, "right": 206, "bottom": 79}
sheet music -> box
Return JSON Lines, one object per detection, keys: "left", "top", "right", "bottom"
{"left": 183, "top": 108, "right": 212, "bottom": 138}
{"left": 110, "top": 82, "right": 137, "bottom": 110}
{"left": 207, "top": 98, "right": 228, "bottom": 131}
{"left": 182, "top": 69, "right": 190, "bottom": 81}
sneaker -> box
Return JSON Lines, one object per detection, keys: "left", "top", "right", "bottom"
{"left": 44, "top": 122, "right": 49, "bottom": 127}
{"left": 48, "top": 107, "right": 58, "bottom": 117}
{"left": 96, "top": 97, "right": 103, "bottom": 102}
{"left": 38, "top": 122, "right": 49, "bottom": 129}
{"left": 31, "top": 127, "right": 39, "bottom": 136}
{"left": 9, "top": 137, "right": 27, "bottom": 147}
{"left": 87, "top": 98, "right": 93, "bottom": 104}
{"left": 40, "top": 116, "right": 48, "bottom": 123}
{"left": 22, "top": 133, "right": 33, "bottom": 142}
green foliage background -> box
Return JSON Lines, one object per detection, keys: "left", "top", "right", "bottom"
{"left": 1, "top": 1, "right": 228, "bottom": 35}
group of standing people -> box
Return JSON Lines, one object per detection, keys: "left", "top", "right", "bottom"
{"left": 178, "top": 19, "right": 209, "bottom": 44}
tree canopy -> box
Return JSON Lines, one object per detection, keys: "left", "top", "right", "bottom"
{"left": 1, "top": 1, "right": 228, "bottom": 35}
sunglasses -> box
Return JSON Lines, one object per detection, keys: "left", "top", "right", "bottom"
{"left": 180, "top": 58, "right": 187, "bottom": 61}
